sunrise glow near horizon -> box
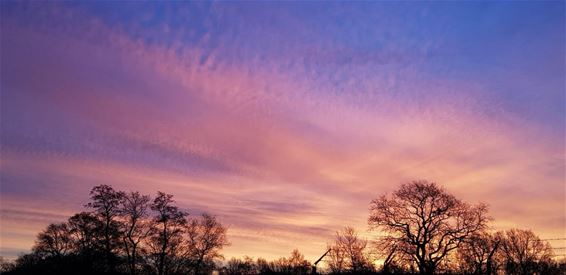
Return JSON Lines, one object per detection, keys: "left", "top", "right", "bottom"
{"left": 0, "top": 1, "right": 565, "bottom": 262}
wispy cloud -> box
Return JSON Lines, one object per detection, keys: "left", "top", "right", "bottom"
{"left": 1, "top": 2, "right": 564, "bottom": 261}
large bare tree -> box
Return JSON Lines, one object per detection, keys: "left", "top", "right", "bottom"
{"left": 368, "top": 180, "right": 489, "bottom": 274}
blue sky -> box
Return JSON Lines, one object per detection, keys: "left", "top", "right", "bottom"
{"left": 1, "top": 1, "right": 564, "bottom": 261}
{"left": 63, "top": 1, "right": 565, "bottom": 128}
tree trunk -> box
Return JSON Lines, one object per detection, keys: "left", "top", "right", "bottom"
{"left": 131, "top": 243, "right": 137, "bottom": 275}
{"left": 105, "top": 216, "right": 114, "bottom": 273}
{"left": 158, "top": 223, "right": 168, "bottom": 275}
{"left": 418, "top": 262, "right": 435, "bottom": 275}
{"left": 486, "top": 240, "right": 500, "bottom": 275}
{"left": 195, "top": 258, "right": 202, "bottom": 275}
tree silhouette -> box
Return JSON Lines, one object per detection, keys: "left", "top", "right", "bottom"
{"left": 455, "top": 232, "right": 501, "bottom": 275}
{"left": 185, "top": 213, "right": 229, "bottom": 274}
{"left": 33, "top": 223, "right": 72, "bottom": 258}
{"left": 86, "top": 185, "right": 126, "bottom": 272}
{"left": 375, "top": 235, "right": 413, "bottom": 273}
{"left": 225, "top": 256, "right": 257, "bottom": 274}
{"left": 3, "top": 182, "right": 564, "bottom": 275}
{"left": 368, "top": 180, "right": 489, "bottom": 274}
{"left": 287, "top": 249, "right": 311, "bottom": 274}
{"left": 148, "top": 192, "right": 188, "bottom": 275}
{"left": 500, "top": 229, "right": 554, "bottom": 275}
{"left": 327, "top": 227, "right": 373, "bottom": 274}
{"left": 67, "top": 211, "right": 104, "bottom": 253}
{"left": 1, "top": 185, "right": 232, "bottom": 275}
{"left": 219, "top": 250, "right": 312, "bottom": 275}
{"left": 120, "top": 191, "right": 152, "bottom": 275}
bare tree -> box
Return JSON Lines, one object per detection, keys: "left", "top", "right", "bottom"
{"left": 149, "top": 192, "right": 188, "bottom": 275}
{"left": 4, "top": 185, "right": 234, "bottom": 275}
{"left": 86, "top": 184, "right": 125, "bottom": 272}
{"left": 327, "top": 244, "right": 347, "bottom": 274}
{"left": 67, "top": 211, "right": 104, "bottom": 253}
{"left": 327, "top": 227, "right": 374, "bottom": 273}
{"left": 373, "top": 235, "right": 416, "bottom": 273}
{"left": 225, "top": 256, "right": 257, "bottom": 275}
{"left": 222, "top": 253, "right": 311, "bottom": 275}
{"left": 256, "top": 257, "right": 272, "bottom": 274}
{"left": 265, "top": 250, "right": 311, "bottom": 274}
{"left": 500, "top": 229, "right": 553, "bottom": 275}
{"left": 185, "top": 213, "right": 229, "bottom": 274}
{"left": 120, "top": 191, "right": 151, "bottom": 275}
{"left": 33, "top": 223, "right": 72, "bottom": 258}
{"left": 286, "top": 249, "right": 311, "bottom": 275}
{"left": 368, "top": 180, "right": 489, "bottom": 274}
{"left": 456, "top": 232, "right": 502, "bottom": 275}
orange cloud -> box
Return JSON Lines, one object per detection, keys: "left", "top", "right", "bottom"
{"left": 1, "top": 6, "right": 564, "bottom": 262}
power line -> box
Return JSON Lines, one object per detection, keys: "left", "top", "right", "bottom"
{"left": 541, "top": 238, "right": 566, "bottom": 241}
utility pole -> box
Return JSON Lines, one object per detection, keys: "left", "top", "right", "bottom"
{"left": 311, "top": 248, "right": 331, "bottom": 275}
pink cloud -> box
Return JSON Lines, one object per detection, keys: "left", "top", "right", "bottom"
{"left": 1, "top": 6, "right": 564, "bottom": 262}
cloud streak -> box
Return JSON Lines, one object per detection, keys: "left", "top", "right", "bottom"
{"left": 1, "top": 2, "right": 564, "bottom": 261}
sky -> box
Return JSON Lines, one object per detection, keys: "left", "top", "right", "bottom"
{"left": 1, "top": 1, "right": 565, "bottom": 262}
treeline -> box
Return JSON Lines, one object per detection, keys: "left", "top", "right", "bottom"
{"left": 1, "top": 185, "right": 229, "bottom": 275}
{"left": 223, "top": 250, "right": 312, "bottom": 275}
{"left": 2, "top": 181, "right": 565, "bottom": 275}
{"left": 218, "top": 181, "right": 565, "bottom": 275}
